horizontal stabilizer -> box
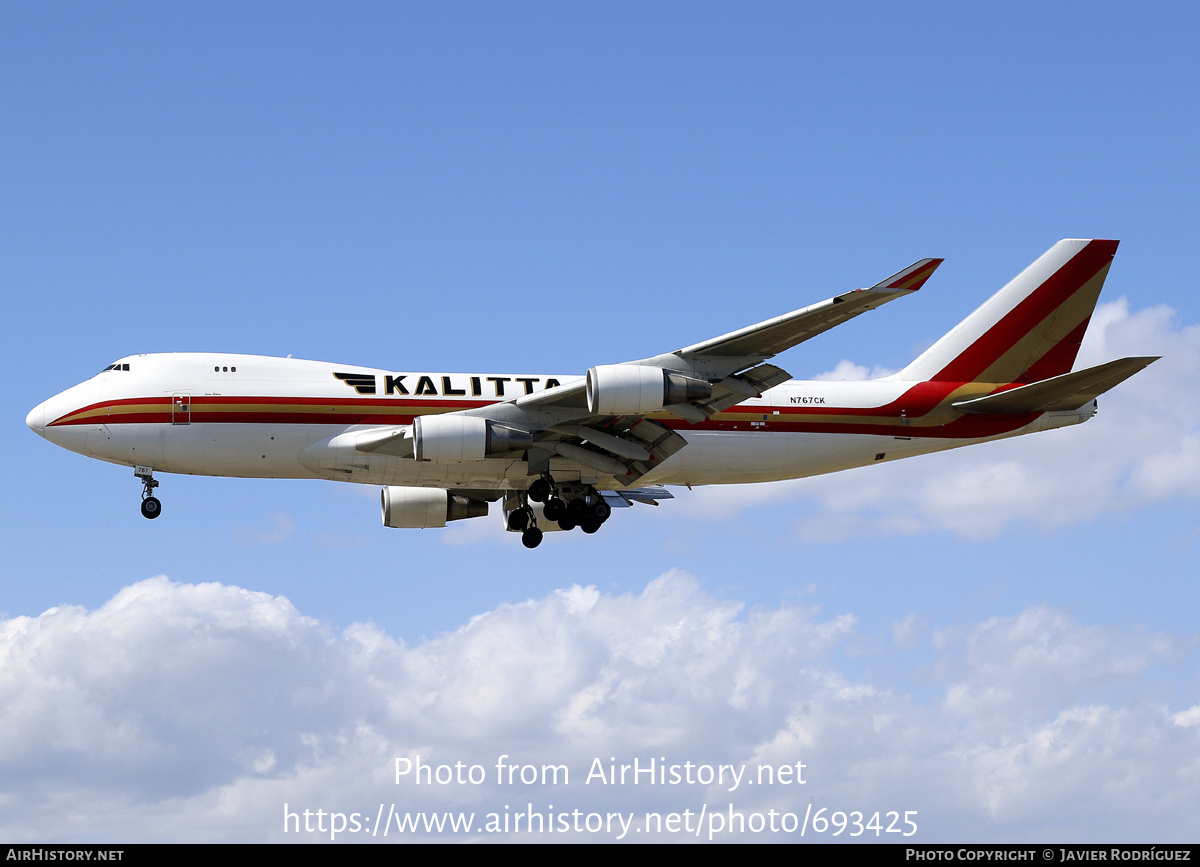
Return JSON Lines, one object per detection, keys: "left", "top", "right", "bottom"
{"left": 952, "top": 356, "right": 1159, "bottom": 414}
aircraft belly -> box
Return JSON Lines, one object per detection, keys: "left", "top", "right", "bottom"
{"left": 671, "top": 430, "right": 953, "bottom": 485}
{"left": 43, "top": 424, "right": 101, "bottom": 462}
{"left": 189, "top": 424, "right": 326, "bottom": 478}
{"left": 671, "top": 431, "right": 791, "bottom": 484}
{"left": 85, "top": 422, "right": 166, "bottom": 468}
{"left": 373, "top": 458, "right": 527, "bottom": 489}
{"left": 87, "top": 423, "right": 322, "bottom": 479}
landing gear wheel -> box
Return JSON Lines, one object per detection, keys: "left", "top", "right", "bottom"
{"left": 543, "top": 497, "right": 566, "bottom": 521}
{"left": 521, "top": 527, "right": 543, "bottom": 549}
{"left": 567, "top": 499, "right": 588, "bottom": 521}
{"left": 528, "top": 478, "right": 551, "bottom": 503}
{"left": 507, "top": 509, "right": 530, "bottom": 532}
{"left": 590, "top": 500, "right": 611, "bottom": 522}
{"left": 557, "top": 516, "right": 577, "bottom": 532}
{"left": 135, "top": 468, "right": 161, "bottom": 519}
{"left": 581, "top": 518, "right": 601, "bottom": 534}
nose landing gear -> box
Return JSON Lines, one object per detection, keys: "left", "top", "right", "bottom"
{"left": 135, "top": 466, "right": 161, "bottom": 519}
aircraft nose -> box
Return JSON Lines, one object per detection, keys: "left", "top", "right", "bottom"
{"left": 26, "top": 402, "right": 47, "bottom": 436}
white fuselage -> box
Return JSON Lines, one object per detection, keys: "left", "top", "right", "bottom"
{"left": 27, "top": 352, "right": 1090, "bottom": 492}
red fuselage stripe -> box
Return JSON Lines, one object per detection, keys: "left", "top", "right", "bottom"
{"left": 48, "top": 387, "right": 1039, "bottom": 440}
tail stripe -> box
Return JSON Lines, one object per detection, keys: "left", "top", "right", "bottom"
{"left": 902, "top": 239, "right": 1118, "bottom": 383}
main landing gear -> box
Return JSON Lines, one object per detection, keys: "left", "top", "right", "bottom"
{"left": 506, "top": 504, "right": 544, "bottom": 549}
{"left": 519, "top": 474, "right": 613, "bottom": 547}
{"left": 135, "top": 466, "right": 161, "bottom": 520}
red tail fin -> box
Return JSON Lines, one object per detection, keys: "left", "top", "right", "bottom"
{"left": 900, "top": 239, "right": 1119, "bottom": 383}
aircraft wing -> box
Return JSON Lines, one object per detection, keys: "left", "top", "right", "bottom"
{"left": 358, "top": 256, "right": 941, "bottom": 484}
{"left": 675, "top": 257, "right": 943, "bottom": 360}
{"left": 516, "top": 256, "right": 942, "bottom": 417}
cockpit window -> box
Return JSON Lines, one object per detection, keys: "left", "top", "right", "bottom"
{"left": 100, "top": 363, "right": 131, "bottom": 372}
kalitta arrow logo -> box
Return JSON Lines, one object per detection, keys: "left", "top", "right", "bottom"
{"left": 333, "top": 372, "right": 377, "bottom": 395}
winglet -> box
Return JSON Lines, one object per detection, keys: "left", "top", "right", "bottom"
{"left": 870, "top": 257, "right": 943, "bottom": 293}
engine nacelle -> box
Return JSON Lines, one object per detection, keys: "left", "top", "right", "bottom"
{"left": 413, "top": 415, "right": 533, "bottom": 462}
{"left": 381, "top": 486, "right": 488, "bottom": 528}
{"left": 586, "top": 365, "right": 712, "bottom": 415}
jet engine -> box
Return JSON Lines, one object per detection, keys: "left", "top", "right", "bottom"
{"left": 412, "top": 415, "right": 533, "bottom": 462}
{"left": 586, "top": 365, "right": 712, "bottom": 415}
{"left": 381, "top": 486, "right": 488, "bottom": 528}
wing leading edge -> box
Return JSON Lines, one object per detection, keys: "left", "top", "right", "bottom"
{"left": 516, "top": 256, "right": 942, "bottom": 417}
{"left": 674, "top": 257, "right": 943, "bottom": 361}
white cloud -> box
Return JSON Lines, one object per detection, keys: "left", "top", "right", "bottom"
{"left": 234, "top": 512, "right": 296, "bottom": 545}
{"left": 312, "top": 530, "right": 370, "bottom": 549}
{"left": 1, "top": 573, "right": 1198, "bottom": 842}
{"left": 812, "top": 360, "right": 899, "bottom": 381}
{"left": 893, "top": 612, "right": 925, "bottom": 649}
{"left": 933, "top": 605, "right": 1175, "bottom": 728}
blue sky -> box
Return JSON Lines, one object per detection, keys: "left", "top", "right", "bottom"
{"left": 3, "top": 1, "right": 1199, "bottom": 842}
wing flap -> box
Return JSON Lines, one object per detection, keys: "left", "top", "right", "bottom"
{"left": 952, "top": 356, "right": 1159, "bottom": 414}
{"left": 551, "top": 424, "right": 653, "bottom": 461}
{"left": 537, "top": 416, "right": 688, "bottom": 485}
{"left": 602, "top": 486, "right": 675, "bottom": 507}
{"left": 616, "top": 418, "right": 688, "bottom": 486}
{"left": 694, "top": 363, "right": 792, "bottom": 415}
